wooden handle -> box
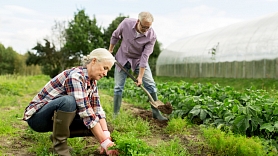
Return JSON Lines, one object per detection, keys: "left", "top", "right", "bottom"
{"left": 115, "top": 61, "right": 155, "bottom": 103}
{"left": 115, "top": 62, "right": 137, "bottom": 82}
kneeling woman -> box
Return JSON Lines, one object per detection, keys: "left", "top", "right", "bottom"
{"left": 23, "top": 48, "right": 118, "bottom": 156}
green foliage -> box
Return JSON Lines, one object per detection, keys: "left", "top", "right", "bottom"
{"left": 202, "top": 127, "right": 267, "bottom": 156}
{"left": 98, "top": 76, "right": 278, "bottom": 154}
{"left": 154, "top": 76, "right": 278, "bottom": 93}
{"left": 65, "top": 9, "right": 104, "bottom": 63}
{"left": 26, "top": 39, "right": 65, "bottom": 77}
{"left": 110, "top": 109, "right": 151, "bottom": 137}
{"left": 0, "top": 43, "right": 22, "bottom": 74}
{"left": 2, "top": 74, "right": 278, "bottom": 155}
{"left": 152, "top": 81, "right": 278, "bottom": 139}
{"left": 0, "top": 75, "right": 50, "bottom": 97}
{"left": 111, "top": 131, "right": 153, "bottom": 156}
{"left": 0, "top": 116, "right": 15, "bottom": 136}
{"left": 153, "top": 137, "right": 189, "bottom": 156}
{"left": 165, "top": 117, "right": 190, "bottom": 135}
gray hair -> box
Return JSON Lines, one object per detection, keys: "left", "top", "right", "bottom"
{"left": 138, "top": 12, "right": 154, "bottom": 23}
{"left": 81, "top": 48, "right": 116, "bottom": 66}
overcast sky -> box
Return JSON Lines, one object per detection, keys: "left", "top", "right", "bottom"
{"left": 1, "top": 0, "right": 278, "bottom": 54}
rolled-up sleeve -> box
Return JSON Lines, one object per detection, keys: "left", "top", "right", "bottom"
{"left": 110, "top": 20, "right": 124, "bottom": 45}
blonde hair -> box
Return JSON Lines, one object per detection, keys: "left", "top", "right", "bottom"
{"left": 81, "top": 48, "right": 116, "bottom": 66}
{"left": 138, "top": 12, "right": 154, "bottom": 23}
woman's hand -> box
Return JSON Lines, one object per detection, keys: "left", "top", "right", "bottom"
{"left": 100, "top": 130, "right": 111, "bottom": 154}
{"left": 100, "top": 138, "right": 119, "bottom": 156}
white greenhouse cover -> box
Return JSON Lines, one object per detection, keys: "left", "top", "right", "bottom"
{"left": 157, "top": 12, "right": 278, "bottom": 65}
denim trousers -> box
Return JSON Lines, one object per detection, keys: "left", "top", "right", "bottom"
{"left": 114, "top": 62, "right": 157, "bottom": 96}
{"left": 27, "top": 95, "right": 81, "bottom": 132}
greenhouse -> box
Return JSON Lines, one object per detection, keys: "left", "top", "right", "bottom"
{"left": 156, "top": 12, "right": 278, "bottom": 78}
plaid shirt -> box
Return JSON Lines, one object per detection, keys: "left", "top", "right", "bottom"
{"left": 23, "top": 66, "right": 106, "bottom": 129}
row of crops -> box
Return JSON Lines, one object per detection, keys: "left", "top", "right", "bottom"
{"left": 98, "top": 78, "right": 278, "bottom": 140}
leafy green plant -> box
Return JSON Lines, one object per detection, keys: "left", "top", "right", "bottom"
{"left": 111, "top": 131, "right": 153, "bottom": 156}
{"left": 202, "top": 127, "right": 267, "bottom": 156}
{"left": 165, "top": 117, "right": 190, "bottom": 135}
{"left": 99, "top": 78, "right": 278, "bottom": 139}
{"left": 98, "top": 77, "right": 278, "bottom": 154}
{"left": 153, "top": 137, "right": 189, "bottom": 156}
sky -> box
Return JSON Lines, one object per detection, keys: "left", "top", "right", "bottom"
{"left": 1, "top": 0, "right": 278, "bottom": 54}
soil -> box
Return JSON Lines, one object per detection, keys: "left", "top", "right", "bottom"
{"left": 1, "top": 100, "right": 211, "bottom": 156}
{"left": 157, "top": 102, "right": 173, "bottom": 114}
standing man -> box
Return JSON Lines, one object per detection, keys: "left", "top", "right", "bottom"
{"left": 109, "top": 11, "right": 167, "bottom": 121}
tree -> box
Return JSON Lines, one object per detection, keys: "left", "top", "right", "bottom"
{"left": 50, "top": 20, "right": 70, "bottom": 71}
{"left": 64, "top": 9, "right": 104, "bottom": 66}
{"left": 26, "top": 39, "right": 64, "bottom": 77}
{"left": 26, "top": 20, "right": 78, "bottom": 77}
{"left": 0, "top": 43, "right": 19, "bottom": 74}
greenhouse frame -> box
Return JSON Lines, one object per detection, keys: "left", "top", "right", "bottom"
{"left": 156, "top": 12, "right": 278, "bottom": 79}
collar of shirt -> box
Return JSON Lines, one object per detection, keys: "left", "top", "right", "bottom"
{"left": 132, "top": 21, "right": 149, "bottom": 38}
{"left": 82, "top": 67, "right": 97, "bottom": 91}
{"left": 82, "top": 67, "right": 89, "bottom": 80}
{"left": 81, "top": 67, "right": 94, "bottom": 90}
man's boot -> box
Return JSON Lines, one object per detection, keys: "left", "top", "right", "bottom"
{"left": 52, "top": 110, "right": 76, "bottom": 156}
{"left": 149, "top": 92, "right": 168, "bottom": 121}
{"left": 113, "top": 95, "right": 122, "bottom": 119}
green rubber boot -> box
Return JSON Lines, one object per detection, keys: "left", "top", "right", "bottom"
{"left": 52, "top": 110, "right": 76, "bottom": 156}
{"left": 113, "top": 95, "right": 122, "bottom": 119}
{"left": 150, "top": 92, "right": 168, "bottom": 121}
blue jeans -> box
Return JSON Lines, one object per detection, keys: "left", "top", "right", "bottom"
{"left": 27, "top": 95, "right": 77, "bottom": 132}
{"left": 114, "top": 62, "right": 157, "bottom": 95}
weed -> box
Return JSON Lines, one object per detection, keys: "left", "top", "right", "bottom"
{"left": 202, "top": 127, "right": 267, "bottom": 155}
{"left": 111, "top": 131, "right": 153, "bottom": 156}
{"left": 110, "top": 110, "right": 151, "bottom": 137}
{"left": 165, "top": 117, "right": 190, "bottom": 135}
{"left": 152, "top": 137, "right": 189, "bottom": 156}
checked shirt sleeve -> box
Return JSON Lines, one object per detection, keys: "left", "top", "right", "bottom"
{"left": 90, "top": 82, "right": 106, "bottom": 120}
{"left": 64, "top": 72, "right": 100, "bottom": 129}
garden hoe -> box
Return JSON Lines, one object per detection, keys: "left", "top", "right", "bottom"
{"left": 115, "top": 61, "right": 173, "bottom": 114}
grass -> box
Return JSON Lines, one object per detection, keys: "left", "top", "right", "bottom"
{"left": 153, "top": 137, "right": 190, "bottom": 156}
{"left": 1, "top": 74, "right": 276, "bottom": 155}
{"left": 102, "top": 95, "right": 152, "bottom": 137}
